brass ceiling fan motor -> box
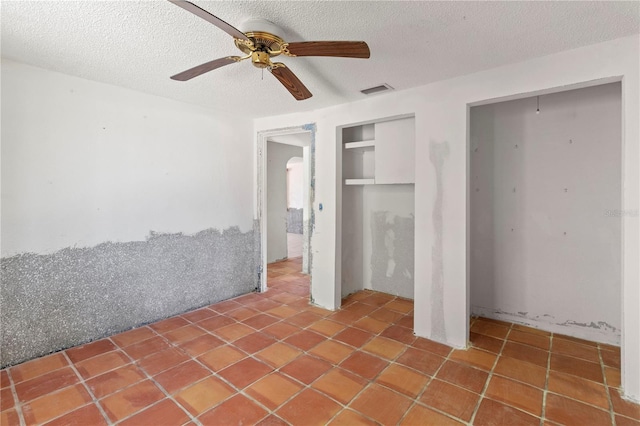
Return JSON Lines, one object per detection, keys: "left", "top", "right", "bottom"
{"left": 168, "top": 0, "right": 371, "bottom": 100}
{"left": 235, "top": 25, "right": 286, "bottom": 69}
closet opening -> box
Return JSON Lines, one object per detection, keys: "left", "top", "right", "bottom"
{"left": 468, "top": 82, "right": 622, "bottom": 347}
{"left": 336, "top": 115, "right": 417, "bottom": 306}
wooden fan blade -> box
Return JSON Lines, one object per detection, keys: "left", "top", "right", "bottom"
{"left": 168, "top": 0, "right": 249, "bottom": 41}
{"left": 171, "top": 56, "right": 241, "bottom": 81}
{"left": 270, "top": 64, "right": 312, "bottom": 101}
{"left": 285, "top": 41, "right": 370, "bottom": 58}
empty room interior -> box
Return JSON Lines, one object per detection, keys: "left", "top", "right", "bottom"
{"left": 1, "top": 1, "right": 639, "bottom": 425}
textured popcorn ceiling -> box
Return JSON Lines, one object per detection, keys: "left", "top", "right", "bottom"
{"left": 2, "top": 1, "right": 638, "bottom": 118}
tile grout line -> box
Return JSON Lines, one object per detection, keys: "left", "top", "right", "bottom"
{"left": 540, "top": 332, "right": 553, "bottom": 426}
{"left": 290, "top": 295, "right": 401, "bottom": 425}
{"left": 325, "top": 299, "right": 495, "bottom": 425}
{"left": 298, "top": 293, "right": 413, "bottom": 423}
{"left": 165, "top": 312, "right": 293, "bottom": 424}
{"left": 155, "top": 280, "right": 311, "bottom": 424}
{"left": 184, "top": 340, "right": 283, "bottom": 424}
{"left": 405, "top": 318, "right": 528, "bottom": 425}
{"left": 542, "top": 337, "right": 622, "bottom": 415}
{"left": 598, "top": 343, "right": 617, "bottom": 426}
{"left": 468, "top": 322, "right": 512, "bottom": 425}
{"left": 166, "top": 274, "right": 315, "bottom": 424}
{"left": 5, "top": 367, "right": 26, "bottom": 426}
{"left": 36, "top": 344, "right": 158, "bottom": 424}
{"left": 321, "top": 295, "right": 413, "bottom": 425}
{"left": 111, "top": 334, "right": 204, "bottom": 426}
{"left": 366, "top": 306, "right": 482, "bottom": 424}
{"left": 503, "top": 328, "right": 619, "bottom": 421}
{"left": 61, "top": 351, "right": 113, "bottom": 425}
{"left": 396, "top": 340, "right": 462, "bottom": 425}
{"left": 8, "top": 350, "right": 124, "bottom": 426}
{"left": 246, "top": 275, "right": 335, "bottom": 424}
{"left": 456, "top": 324, "right": 618, "bottom": 420}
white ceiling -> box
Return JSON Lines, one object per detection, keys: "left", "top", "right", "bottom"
{"left": 2, "top": 1, "right": 638, "bottom": 118}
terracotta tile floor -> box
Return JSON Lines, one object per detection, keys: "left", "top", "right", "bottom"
{"left": 2, "top": 257, "right": 639, "bottom": 425}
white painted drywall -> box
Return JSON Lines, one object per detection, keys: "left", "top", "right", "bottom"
{"left": 375, "top": 118, "right": 416, "bottom": 184}
{"left": 361, "top": 185, "right": 415, "bottom": 299}
{"left": 470, "top": 83, "right": 622, "bottom": 344}
{"left": 341, "top": 184, "right": 365, "bottom": 296}
{"left": 255, "top": 36, "right": 640, "bottom": 400}
{"left": 266, "top": 142, "right": 303, "bottom": 263}
{"left": 1, "top": 60, "right": 254, "bottom": 257}
{"left": 287, "top": 158, "right": 303, "bottom": 209}
{"left": 341, "top": 184, "right": 416, "bottom": 300}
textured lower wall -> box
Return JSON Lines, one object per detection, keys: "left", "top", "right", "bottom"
{"left": 0, "top": 226, "right": 258, "bottom": 367}
{"left": 286, "top": 208, "right": 303, "bottom": 234}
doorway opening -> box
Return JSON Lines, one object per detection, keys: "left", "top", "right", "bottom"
{"left": 256, "top": 124, "right": 315, "bottom": 293}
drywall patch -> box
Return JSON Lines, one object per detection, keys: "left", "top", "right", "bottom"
{"left": 370, "top": 211, "right": 414, "bottom": 299}
{"left": 561, "top": 320, "right": 617, "bottom": 332}
{"left": 0, "top": 227, "right": 257, "bottom": 367}
{"left": 303, "top": 123, "right": 316, "bottom": 276}
{"left": 430, "top": 140, "right": 450, "bottom": 341}
{"left": 286, "top": 208, "right": 303, "bottom": 234}
{"left": 253, "top": 219, "right": 262, "bottom": 289}
{"left": 302, "top": 220, "right": 311, "bottom": 275}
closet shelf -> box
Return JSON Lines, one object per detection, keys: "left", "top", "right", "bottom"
{"left": 344, "top": 140, "right": 375, "bottom": 149}
{"left": 345, "top": 178, "right": 375, "bottom": 185}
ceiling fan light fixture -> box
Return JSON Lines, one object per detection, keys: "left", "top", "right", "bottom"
{"left": 251, "top": 51, "right": 272, "bottom": 68}
{"left": 361, "top": 84, "right": 394, "bottom": 95}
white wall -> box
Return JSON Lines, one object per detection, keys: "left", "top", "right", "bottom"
{"left": 1, "top": 60, "right": 259, "bottom": 366}
{"left": 470, "top": 83, "right": 622, "bottom": 344}
{"left": 1, "top": 60, "right": 254, "bottom": 257}
{"left": 266, "top": 142, "right": 303, "bottom": 263}
{"left": 341, "top": 185, "right": 365, "bottom": 296}
{"left": 287, "top": 158, "right": 303, "bottom": 209}
{"left": 255, "top": 35, "right": 640, "bottom": 401}
{"left": 362, "top": 185, "right": 414, "bottom": 299}
{"left": 342, "top": 185, "right": 415, "bottom": 299}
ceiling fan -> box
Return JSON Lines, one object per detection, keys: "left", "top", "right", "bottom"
{"left": 168, "top": 0, "right": 370, "bottom": 100}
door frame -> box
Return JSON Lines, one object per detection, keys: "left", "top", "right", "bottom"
{"left": 256, "top": 124, "right": 316, "bottom": 292}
